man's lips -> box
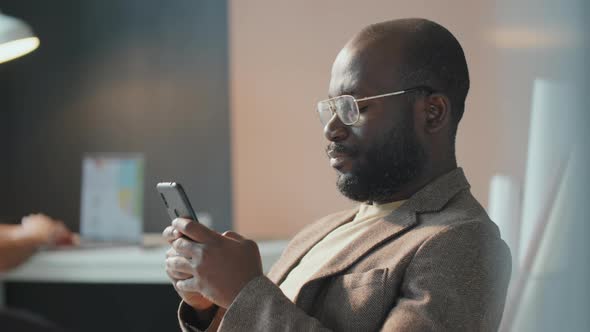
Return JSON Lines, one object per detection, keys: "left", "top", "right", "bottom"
{"left": 326, "top": 143, "right": 357, "bottom": 158}
{"left": 326, "top": 150, "right": 348, "bottom": 159}
{"left": 330, "top": 156, "right": 349, "bottom": 169}
{"left": 327, "top": 149, "right": 354, "bottom": 170}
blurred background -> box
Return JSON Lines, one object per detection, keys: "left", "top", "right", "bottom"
{"left": 0, "top": 0, "right": 588, "bottom": 331}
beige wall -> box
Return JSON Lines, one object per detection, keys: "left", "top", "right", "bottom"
{"left": 230, "top": 0, "right": 501, "bottom": 239}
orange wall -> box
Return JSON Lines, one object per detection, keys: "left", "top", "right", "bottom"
{"left": 230, "top": 0, "right": 501, "bottom": 239}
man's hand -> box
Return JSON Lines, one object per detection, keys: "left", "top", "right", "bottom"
{"left": 167, "top": 218, "right": 263, "bottom": 309}
{"left": 163, "top": 225, "right": 215, "bottom": 311}
{"left": 165, "top": 247, "right": 217, "bottom": 311}
{"left": 20, "top": 214, "right": 74, "bottom": 246}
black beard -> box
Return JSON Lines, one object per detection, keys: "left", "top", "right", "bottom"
{"left": 336, "top": 111, "right": 427, "bottom": 203}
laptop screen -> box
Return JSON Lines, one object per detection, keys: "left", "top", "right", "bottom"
{"left": 80, "top": 154, "right": 144, "bottom": 243}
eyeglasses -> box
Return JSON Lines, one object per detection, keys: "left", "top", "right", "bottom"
{"left": 316, "top": 86, "right": 433, "bottom": 126}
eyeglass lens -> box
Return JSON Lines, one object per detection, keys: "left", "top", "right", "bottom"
{"left": 317, "top": 96, "right": 359, "bottom": 126}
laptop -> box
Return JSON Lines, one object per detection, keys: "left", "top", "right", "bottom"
{"left": 76, "top": 153, "right": 144, "bottom": 248}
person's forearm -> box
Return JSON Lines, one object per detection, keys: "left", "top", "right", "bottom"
{"left": 0, "top": 226, "right": 44, "bottom": 272}
{"left": 0, "top": 224, "right": 21, "bottom": 235}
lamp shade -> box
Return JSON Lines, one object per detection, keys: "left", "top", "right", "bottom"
{"left": 0, "top": 11, "right": 39, "bottom": 64}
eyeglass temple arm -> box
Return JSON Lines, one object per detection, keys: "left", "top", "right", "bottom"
{"left": 356, "top": 90, "right": 407, "bottom": 102}
{"left": 355, "top": 86, "right": 433, "bottom": 102}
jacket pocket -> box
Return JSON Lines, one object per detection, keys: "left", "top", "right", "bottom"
{"left": 318, "top": 268, "right": 388, "bottom": 332}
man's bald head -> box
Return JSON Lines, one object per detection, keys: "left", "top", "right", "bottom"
{"left": 347, "top": 18, "right": 470, "bottom": 140}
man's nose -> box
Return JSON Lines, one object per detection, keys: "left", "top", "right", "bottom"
{"left": 323, "top": 113, "right": 349, "bottom": 142}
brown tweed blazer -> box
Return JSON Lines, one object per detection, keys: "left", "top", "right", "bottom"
{"left": 180, "top": 168, "right": 512, "bottom": 331}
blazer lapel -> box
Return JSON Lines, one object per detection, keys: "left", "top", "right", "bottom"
{"left": 294, "top": 206, "right": 417, "bottom": 311}
{"left": 272, "top": 167, "right": 470, "bottom": 309}
{"left": 305, "top": 204, "right": 417, "bottom": 283}
{"left": 267, "top": 209, "right": 358, "bottom": 285}
{"left": 300, "top": 168, "right": 470, "bottom": 291}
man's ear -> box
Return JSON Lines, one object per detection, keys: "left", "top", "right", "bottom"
{"left": 423, "top": 93, "right": 451, "bottom": 134}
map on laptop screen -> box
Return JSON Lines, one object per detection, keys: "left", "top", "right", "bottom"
{"left": 80, "top": 154, "right": 144, "bottom": 244}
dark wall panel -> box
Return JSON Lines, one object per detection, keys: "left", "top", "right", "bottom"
{"left": 0, "top": 0, "right": 231, "bottom": 232}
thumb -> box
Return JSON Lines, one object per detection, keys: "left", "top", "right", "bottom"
{"left": 222, "top": 231, "right": 245, "bottom": 241}
{"left": 173, "top": 218, "right": 220, "bottom": 243}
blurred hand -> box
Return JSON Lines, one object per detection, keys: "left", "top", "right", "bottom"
{"left": 167, "top": 218, "right": 263, "bottom": 309}
{"left": 21, "top": 214, "right": 74, "bottom": 246}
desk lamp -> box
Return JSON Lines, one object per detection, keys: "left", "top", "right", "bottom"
{"left": 0, "top": 11, "right": 39, "bottom": 64}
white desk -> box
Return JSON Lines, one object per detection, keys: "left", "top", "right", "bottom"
{"left": 0, "top": 238, "right": 288, "bottom": 306}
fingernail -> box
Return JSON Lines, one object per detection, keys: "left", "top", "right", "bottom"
{"left": 172, "top": 229, "right": 179, "bottom": 237}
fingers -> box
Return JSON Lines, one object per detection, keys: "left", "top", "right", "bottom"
{"left": 167, "top": 270, "right": 192, "bottom": 281}
{"left": 162, "top": 226, "right": 182, "bottom": 243}
{"left": 172, "top": 218, "right": 220, "bottom": 243}
{"left": 23, "top": 213, "right": 54, "bottom": 223}
{"left": 71, "top": 233, "right": 81, "bottom": 246}
{"left": 176, "top": 277, "right": 200, "bottom": 292}
{"left": 165, "top": 248, "right": 194, "bottom": 280}
{"left": 163, "top": 218, "right": 221, "bottom": 245}
{"left": 21, "top": 214, "right": 37, "bottom": 225}
{"left": 163, "top": 220, "right": 220, "bottom": 296}
{"left": 166, "top": 255, "right": 194, "bottom": 276}
{"left": 54, "top": 230, "right": 75, "bottom": 246}
{"left": 171, "top": 237, "right": 204, "bottom": 259}
{"left": 166, "top": 266, "right": 192, "bottom": 280}
{"left": 173, "top": 218, "right": 220, "bottom": 244}
{"left": 165, "top": 247, "right": 178, "bottom": 258}
{"left": 54, "top": 222, "right": 71, "bottom": 235}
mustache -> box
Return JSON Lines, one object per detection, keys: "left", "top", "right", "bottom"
{"left": 326, "top": 143, "right": 358, "bottom": 156}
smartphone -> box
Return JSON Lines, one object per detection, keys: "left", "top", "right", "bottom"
{"left": 156, "top": 182, "right": 199, "bottom": 222}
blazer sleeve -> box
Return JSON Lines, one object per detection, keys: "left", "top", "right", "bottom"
{"left": 380, "top": 220, "right": 512, "bottom": 332}
{"left": 215, "top": 275, "right": 334, "bottom": 331}
{"left": 178, "top": 220, "right": 511, "bottom": 332}
{"left": 178, "top": 302, "right": 225, "bottom": 332}
{"left": 177, "top": 277, "right": 334, "bottom": 331}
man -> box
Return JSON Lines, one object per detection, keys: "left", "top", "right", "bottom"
{"left": 163, "top": 18, "right": 511, "bottom": 331}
